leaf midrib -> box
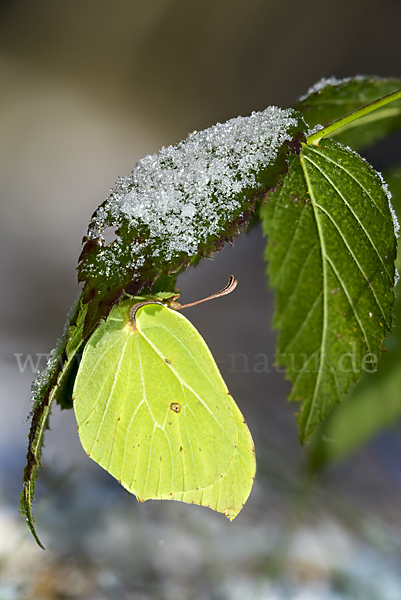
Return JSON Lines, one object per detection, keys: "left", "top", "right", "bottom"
{"left": 299, "top": 152, "right": 329, "bottom": 435}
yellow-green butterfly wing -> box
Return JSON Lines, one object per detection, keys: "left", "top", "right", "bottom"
{"left": 73, "top": 300, "right": 255, "bottom": 518}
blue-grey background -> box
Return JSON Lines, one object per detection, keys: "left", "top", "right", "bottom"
{"left": 1, "top": 1, "right": 401, "bottom": 598}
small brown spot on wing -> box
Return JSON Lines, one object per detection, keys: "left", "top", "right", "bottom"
{"left": 170, "top": 402, "right": 181, "bottom": 413}
{"left": 165, "top": 358, "right": 171, "bottom": 365}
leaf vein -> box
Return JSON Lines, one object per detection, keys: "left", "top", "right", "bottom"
{"left": 272, "top": 203, "right": 312, "bottom": 284}
{"left": 276, "top": 241, "right": 319, "bottom": 331}
{"left": 279, "top": 289, "right": 322, "bottom": 356}
{"left": 314, "top": 202, "right": 390, "bottom": 328}
{"left": 309, "top": 146, "right": 390, "bottom": 222}
{"left": 304, "top": 152, "right": 392, "bottom": 281}
{"left": 325, "top": 255, "right": 372, "bottom": 352}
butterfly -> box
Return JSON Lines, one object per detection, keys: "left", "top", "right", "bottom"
{"left": 73, "top": 278, "right": 255, "bottom": 519}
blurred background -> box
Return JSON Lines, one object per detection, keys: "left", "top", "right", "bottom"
{"left": 1, "top": 1, "right": 401, "bottom": 598}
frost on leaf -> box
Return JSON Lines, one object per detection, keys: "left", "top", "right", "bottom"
{"left": 375, "top": 169, "right": 400, "bottom": 240}
{"left": 297, "top": 76, "right": 368, "bottom": 102}
{"left": 20, "top": 296, "right": 87, "bottom": 549}
{"left": 78, "top": 107, "right": 306, "bottom": 336}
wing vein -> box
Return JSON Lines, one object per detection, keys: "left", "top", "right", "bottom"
{"left": 139, "top": 330, "right": 231, "bottom": 435}
{"left": 89, "top": 335, "right": 130, "bottom": 455}
{"left": 77, "top": 331, "right": 127, "bottom": 397}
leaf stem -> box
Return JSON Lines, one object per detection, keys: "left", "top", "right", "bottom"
{"left": 306, "top": 88, "right": 401, "bottom": 146}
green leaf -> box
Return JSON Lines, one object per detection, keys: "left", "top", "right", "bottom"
{"left": 308, "top": 164, "right": 401, "bottom": 467}
{"left": 78, "top": 108, "right": 306, "bottom": 338}
{"left": 295, "top": 76, "right": 401, "bottom": 151}
{"left": 20, "top": 297, "right": 87, "bottom": 549}
{"left": 73, "top": 300, "right": 255, "bottom": 519}
{"left": 53, "top": 300, "right": 89, "bottom": 410}
{"left": 261, "top": 139, "right": 397, "bottom": 444}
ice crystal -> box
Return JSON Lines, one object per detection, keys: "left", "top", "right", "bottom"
{"left": 340, "top": 145, "right": 401, "bottom": 242}
{"left": 299, "top": 75, "right": 368, "bottom": 102}
{"left": 28, "top": 347, "right": 60, "bottom": 418}
{"left": 27, "top": 293, "right": 81, "bottom": 417}
{"left": 86, "top": 106, "right": 300, "bottom": 280}
{"left": 307, "top": 123, "right": 324, "bottom": 136}
{"left": 376, "top": 170, "right": 400, "bottom": 239}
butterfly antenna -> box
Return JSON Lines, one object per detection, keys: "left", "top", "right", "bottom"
{"left": 177, "top": 275, "right": 238, "bottom": 310}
